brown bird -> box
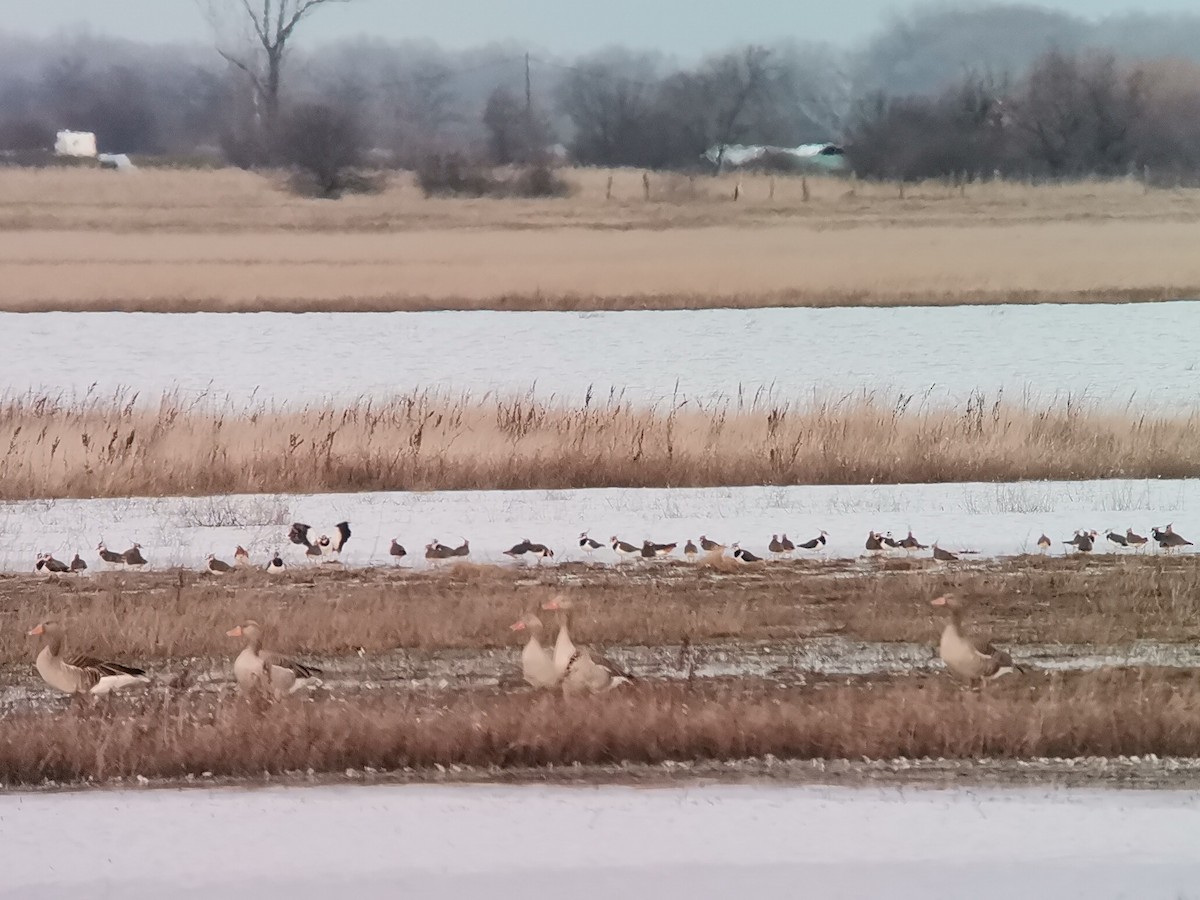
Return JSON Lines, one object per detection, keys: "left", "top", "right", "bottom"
{"left": 234, "top": 545, "right": 251, "bottom": 566}
{"left": 207, "top": 553, "right": 233, "bottom": 573}
{"left": 1156, "top": 524, "right": 1193, "bottom": 552}
{"left": 768, "top": 535, "right": 785, "bottom": 558}
{"left": 684, "top": 539, "right": 698, "bottom": 560}
{"left": 932, "top": 543, "right": 958, "bottom": 562}
{"left": 699, "top": 535, "right": 725, "bottom": 553}
{"left": 1036, "top": 534, "right": 1052, "bottom": 553}
{"left": 1125, "top": 529, "right": 1148, "bottom": 551}
{"left": 97, "top": 542, "right": 124, "bottom": 565}
{"left": 389, "top": 539, "right": 407, "bottom": 560}
{"left": 28, "top": 620, "right": 150, "bottom": 695}
{"left": 930, "top": 594, "right": 1019, "bottom": 684}
{"left": 122, "top": 543, "right": 147, "bottom": 567}
{"left": 865, "top": 531, "right": 884, "bottom": 553}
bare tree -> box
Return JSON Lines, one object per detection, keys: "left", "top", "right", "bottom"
{"left": 201, "top": 0, "right": 353, "bottom": 143}
{"left": 706, "top": 46, "right": 777, "bottom": 171}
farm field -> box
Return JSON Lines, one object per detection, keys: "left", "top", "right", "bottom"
{"left": 3, "top": 169, "right": 1200, "bottom": 312}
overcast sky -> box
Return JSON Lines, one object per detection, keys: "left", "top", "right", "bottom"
{"left": 5, "top": 0, "right": 1198, "bottom": 54}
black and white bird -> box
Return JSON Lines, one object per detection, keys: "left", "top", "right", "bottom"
{"left": 732, "top": 543, "right": 763, "bottom": 563}
{"left": 610, "top": 536, "right": 640, "bottom": 561}
{"left": 881, "top": 532, "right": 902, "bottom": 550}
{"left": 643, "top": 540, "right": 676, "bottom": 558}
{"left": 1106, "top": 530, "right": 1128, "bottom": 549}
{"left": 865, "top": 531, "right": 884, "bottom": 553}
{"left": 448, "top": 538, "right": 470, "bottom": 559}
{"left": 425, "top": 539, "right": 455, "bottom": 563}
{"left": 1036, "top": 534, "right": 1052, "bottom": 553}
{"left": 505, "top": 539, "right": 554, "bottom": 562}
{"left": 389, "top": 539, "right": 407, "bottom": 561}
{"left": 289, "top": 521, "right": 351, "bottom": 555}
{"left": 899, "top": 530, "right": 927, "bottom": 552}
{"left": 579, "top": 532, "right": 603, "bottom": 555}
{"left": 39, "top": 553, "right": 69, "bottom": 573}
{"left": 1155, "top": 524, "right": 1193, "bottom": 552}
{"left": 699, "top": 535, "right": 725, "bottom": 553}
{"left": 266, "top": 551, "right": 286, "bottom": 574}
{"left": 207, "top": 553, "right": 233, "bottom": 573}
{"left": 97, "top": 542, "right": 124, "bottom": 566}
{"left": 797, "top": 531, "right": 828, "bottom": 551}
{"left": 122, "top": 543, "right": 147, "bottom": 567}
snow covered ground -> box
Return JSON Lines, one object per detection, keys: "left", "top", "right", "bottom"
{"left": 0, "top": 477, "right": 1192, "bottom": 572}
{"left": 4, "top": 782, "right": 1200, "bottom": 899}
{"left": 4, "top": 302, "right": 1197, "bottom": 408}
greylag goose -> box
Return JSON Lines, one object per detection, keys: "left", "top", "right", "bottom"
{"left": 70, "top": 552, "right": 88, "bottom": 572}
{"left": 699, "top": 535, "right": 726, "bottom": 553}
{"left": 389, "top": 539, "right": 407, "bottom": 561}
{"left": 798, "top": 531, "right": 828, "bottom": 551}
{"left": 930, "top": 594, "right": 1018, "bottom": 684}
{"left": 541, "top": 598, "right": 631, "bottom": 694}
{"left": 732, "top": 543, "right": 763, "bottom": 563}
{"left": 226, "top": 620, "right": 321, "bottom": 699}
{"left": 510, "top": 614, "right": 559, "bottom": 689}
{"left": 122, "top": 543, "right": 147, "bottom": 567}
{"left": 207, "top": 553, "right": 233, "bottom": 573}
{"left": 28, "top": 620, "right": 150, "bottom": 695}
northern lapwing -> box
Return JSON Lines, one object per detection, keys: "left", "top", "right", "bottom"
{"left": 644, "top": 540, "right": 676, "bottom": 558}
{"left": 1156, "top": 524, "right": 1193, "bottom": 552}
{"left": 41, "top": 553, "right": 69, "bottom": 573}
{"left": 1036, "top": 534, "right": 1052, "bottom": 553}
{"left": 234, "top": 545, "right": 250, "bottom": 566}
{"left": 684, "top": 539, "right": 698, "bottom": 561}
{"left": 732, "top": 543, "right": 763, "bottom": 563}
{"left": 865, "top": 531, "right": 884, "bottom": 553}
{"left": 1125, "top": 529, "right": 1148, "bottom": 551}
{"left": 70, "top": 553, "right": 87, "bottom": 573}
{"left": 881, "top": 532, "right": 902, "bottom": 550}
{"left": 779, "top": 534, "right": 795, "bottom": 556}
{"left": 932, "top": 543, "right": 958, "bottom": 561}
{"left": 122, "top": 543, "right": 147, "bottom": 567}
{"left": 899, "top": 530, "right": 927, "bottom": 552}
{"left": 1106, "top": 530, "right": 1128, "bottom": 549}
{"left": 504, "top": 539, "right": 534, "bottom": 559}
{"left": 425, "top": 539, "right": 454, "bottom": 563}
{"left": 768, "top": 535, "right": 785, "bottom": 558}
{"left": 266, "top": 551, "right": 286, "bottom": 574}
{"left": 97, "top": 542, "right": 124, "bottom": 566}
{"left": 610, "top": 537, "right": 639, "bottom": 561}
{"left": 207, "top": 553, "right": 233, "bottom": 573}
{"left": 34, "top": 553, "right": 46, "bottom": 572}
{"left": 797, "top": 531, "right": 828, "bottom": 551}
{"left": 699, "top": 535, "right": 725, "bottom": 554}
{"left": 579, "top": 532, "right": 603, "bottom": 555}
{"left": 449, "top": 538, "right": 470, "bottom": 559}
{"left": 389, "top": 539, "right": 407, "bottom": 561}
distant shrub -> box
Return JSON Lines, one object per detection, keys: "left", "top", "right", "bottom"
{"left": 417, "top": 154, "right": 573, "bottom": 199}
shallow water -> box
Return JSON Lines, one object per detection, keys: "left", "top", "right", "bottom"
{"left": 4, "top": 302, "right": 1199, "bottom": 407}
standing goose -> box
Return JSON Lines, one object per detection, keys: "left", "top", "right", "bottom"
{"left": 226, "top": 620, "right": 321, "bottom": 698}
{"left": 699, "top": 535, "right": 726, "bottom": 554}
{"left": 541, "top": 598, "right": 631, "bottom": 694}
{"left": 732, "top": 543, "right": 763, "bottom": 563}
{"left": 389, "top": 539, "right": 407, "bottom": 561}
{"left": 207, "top": 553, "right": 233, "bottom": 573}
{"left": 122, "top": 543, "right": 147, "bottom": 567}
{"left": 932, "top": 543, "right": 958, "bottom": 562}
{"left": 70, "top": 553, "right": 88, "bottom": 573}
{"left": 97, "top": 542, "right": 124, "bottom": 566}
{"left": 797, "top": 531, "right": 828, "bottom": 551}
{"left": 1125, "top": 529, "right": 1148, "bottom": 551}
{"left": 930, "top": 594, "right": 1018, "bottom": 684}
{"left": 579, "top": 532, "right": 603, "bottom": 555}
{"left": 684, "top": 539, "right": 699, "bottom": 561}
{"left": 266, "top": 551, "right": 286, "bottom": 574}
{"left": 28, "top": 620, "right": 150, "bottom": 695}
{"left": 1036, "top": 534, "right": 1052, "bottom": 553}
{"left": 510, "top": 614, "right": 559, "bottom": 689}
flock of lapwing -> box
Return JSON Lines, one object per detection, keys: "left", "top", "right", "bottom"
{"left": 26, "top": 522, "right": 1195, "bottom": 576}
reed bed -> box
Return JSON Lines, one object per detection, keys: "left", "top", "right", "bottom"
{"left": 6, "top": 555, "right": 1200, "bottom": 667}
{"left": 2, "top": 390, "right": 1198, "bottom": 500}
{"left": 3, "top": 672, "right": 1197, "bottom": 785}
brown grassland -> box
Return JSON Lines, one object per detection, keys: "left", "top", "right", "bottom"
{"left": 5, "top": 555, "right": 1200, "bottom": 668}
{"left": 4, "top": 672, "right": 1200, "bottom": 785}
{"left": 2, "top": 391, "right": 1198, "bottom": 499}
{"left": 3, "top": 168, "right": 1200, "bottom": 312}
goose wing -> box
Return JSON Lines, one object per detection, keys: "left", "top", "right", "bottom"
{"left": 65, "top": 654, "right": 147, "bottom": 680}
{"left": 262, "top": 651, "right": 322, "bottom": 679}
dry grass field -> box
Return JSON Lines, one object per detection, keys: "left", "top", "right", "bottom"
{"left": 4, "top": 672, "right": 1200, "bottom": 785}
{"left": 5, "top": 555, "right": 1200, "bottom": 668}
{"left": 2, "top": 391, "right": 1198, "bottom": 499}
{"left": 2, "top": 167, "right": 1200, "bottom": 312}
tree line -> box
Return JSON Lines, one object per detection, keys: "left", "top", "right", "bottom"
{"left": 3, "top": 2, "right": 1200, "bottom": 182}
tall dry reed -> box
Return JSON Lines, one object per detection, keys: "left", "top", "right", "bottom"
{"left": 1, "top": 390, "right": 1198, "bottom": 500}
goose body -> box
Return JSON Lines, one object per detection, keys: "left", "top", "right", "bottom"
{"left": 227, "top": 621, "right": 321, "bottom": 699}
{"left": 28, "top": 621, "right": 150, "bottom": 695}
{"left": 541, "top": 598, "right": 578, "bottom": 675}
{"left": 510, "top": 615, "right": 559, "bottom": 689}
{"left": 930, "top": 594, "right": 1017, "bottom": 683}
{"left": 542, "top": 599, "right": 630, "bottom": 694}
